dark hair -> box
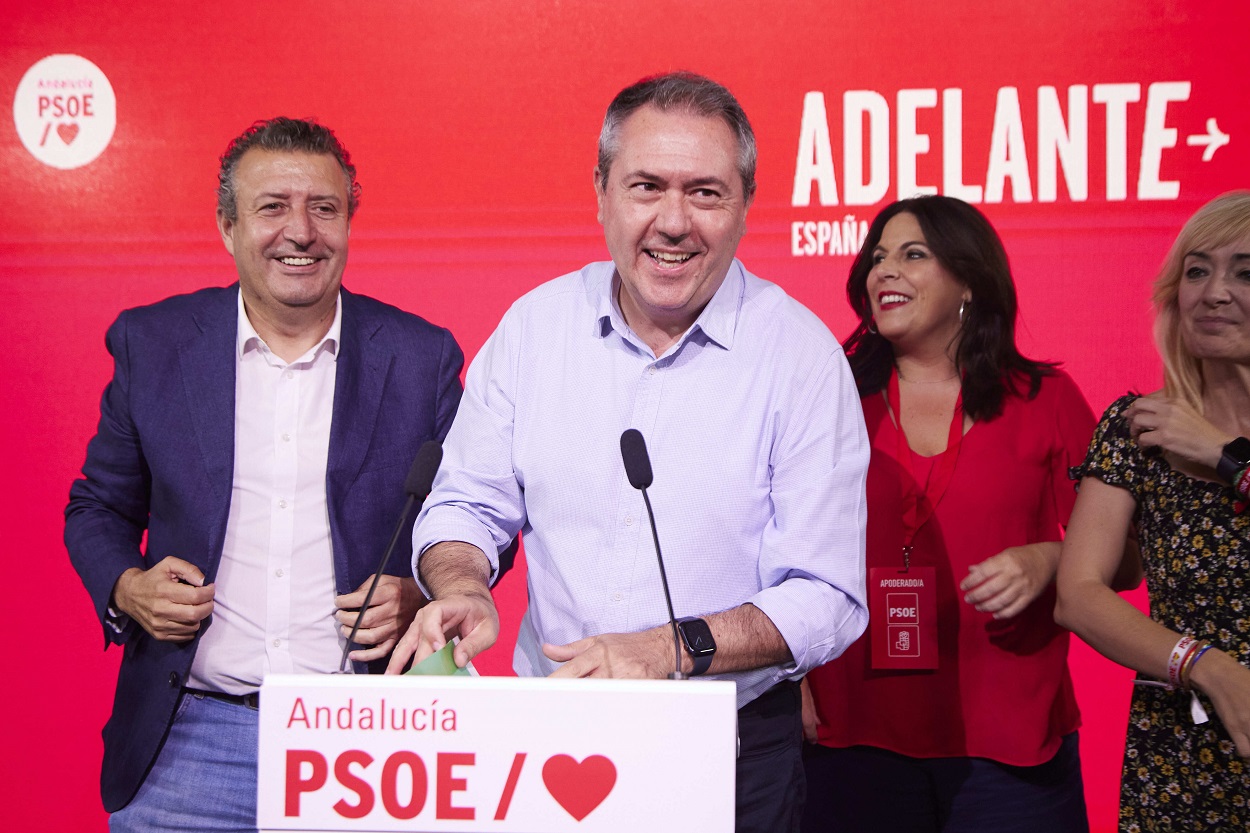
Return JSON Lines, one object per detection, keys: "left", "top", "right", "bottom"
{"left": 596, "top": 71, "right": 757, "bottom": 200}
{"left": 842, "top": 195, "right": 1055, "bottom": 421}
{"left": 216, "top": 117, "right": 361, "bottom": 221}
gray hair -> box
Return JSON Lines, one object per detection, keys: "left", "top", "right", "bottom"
{"left": 216, "top": 117, "right": 361, "bottom": 221}
{"left": 595, "top": 72, "right": 757, "bottom": 200}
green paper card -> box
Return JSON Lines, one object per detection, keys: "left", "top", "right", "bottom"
{"left": 404, "top": 640, "right": 474, "bottom": 677}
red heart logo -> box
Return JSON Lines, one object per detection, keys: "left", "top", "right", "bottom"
{"left": 57, "top": 122, "right": 80, "bottom": 145}
{"left": 542, "top": 754, "right": 617, "bottom": 821}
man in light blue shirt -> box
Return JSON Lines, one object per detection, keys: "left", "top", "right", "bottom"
{"left": 388, "top": 72, "right": 869, "bottom": 830}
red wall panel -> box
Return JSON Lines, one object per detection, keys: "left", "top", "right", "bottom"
{"left": 2, "top": 2, "right": 1247, "bottom": 828}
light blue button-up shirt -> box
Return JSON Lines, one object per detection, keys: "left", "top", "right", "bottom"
{"left": 414, "top": 259, "right": 868, "bottom": 707}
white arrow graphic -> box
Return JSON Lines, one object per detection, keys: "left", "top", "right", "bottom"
{"left": 1187, "top": 118, "right": 1230, "bottom": 162}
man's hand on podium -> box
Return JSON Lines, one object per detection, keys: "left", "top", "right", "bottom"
{"left": 386, "top": 590, "right": 499, "bottom": 673}
{"left": 544, "top": 627, "right": 677, "bottom": 679}
{"left": 386, "top": 541, "right": 499, "bottom": 674}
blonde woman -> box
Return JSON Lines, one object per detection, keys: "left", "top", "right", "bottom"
{"left": 1057, "top": 191, "right": 1250, "bottom": 831}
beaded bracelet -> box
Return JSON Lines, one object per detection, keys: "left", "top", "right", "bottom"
{"left": 1167, "top": 636, "right": 1197, "bottom": 689}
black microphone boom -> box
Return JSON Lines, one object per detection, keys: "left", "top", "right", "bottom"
{"left": 339, "top": 441, "right": 443, "bottom": 672}
{"left": 619, "top": 429, "right": 686, "bottom": 680}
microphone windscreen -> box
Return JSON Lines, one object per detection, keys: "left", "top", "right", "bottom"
{"left": 620, "top": 428, "right": 654, "bottom": 490}
{"left": 405, "top": 441, "right": 444, "bottom": 500}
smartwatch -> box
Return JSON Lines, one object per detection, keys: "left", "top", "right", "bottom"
{"left": 677, "top": 617, "right": 717, "bottom": 676}
{"left": 1216, "top": 437, "right": 1250, "bottom": 483}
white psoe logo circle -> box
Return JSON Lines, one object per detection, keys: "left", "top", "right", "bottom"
{"left": 13, "top": 54, "right": 116, "bottom": 170}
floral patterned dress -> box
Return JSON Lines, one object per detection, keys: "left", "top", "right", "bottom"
{"left": 1076, "top": 395, "right": 1250, "bottom": 832}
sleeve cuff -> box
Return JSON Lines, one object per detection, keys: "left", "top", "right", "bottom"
{"left": 750, "top": 577, "right": 868, "bottom": 674}
{"left": 104, "top": 604, "right": 134, "bottom": 644}
{"left": 412, "top": 507, "right": 505, "bottom": 594}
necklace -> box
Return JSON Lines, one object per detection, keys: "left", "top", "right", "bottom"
{"left": 896, "top": 372, "right": 959, "bottom": 385}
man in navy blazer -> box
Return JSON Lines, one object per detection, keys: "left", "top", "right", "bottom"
{"left": 65, "top": 118, "right": 464, "bottom": 830}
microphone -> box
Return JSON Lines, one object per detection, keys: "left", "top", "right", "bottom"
{"left": 619, "top": 429, "right": 686, "bottom": 680}
{"left": 405, "top": 441, "right": 444, "bottom": 502}
{"left": 339, "top": 441, "right": 443, "bottom": 672}
{"left": 620, "top": 428, "right": 654, "bottom": 489}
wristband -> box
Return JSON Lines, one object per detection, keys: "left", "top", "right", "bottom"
{"left": 1182, "top": 643, "right": 1215, "bottom": 689}
{"left": 1178, "top": 639, "right": 1206, "bottom": 688}
{"left": 1167, "top": 636, "right": 1197, "bottom": 689}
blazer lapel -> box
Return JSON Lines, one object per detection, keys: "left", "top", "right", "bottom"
{"left": 179, "top": 288, "right": 238, "bottom": 522}
{"left": 329, "top": 289, "right": 390, "bottom": 491}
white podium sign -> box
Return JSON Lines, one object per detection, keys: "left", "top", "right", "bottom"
{"left": 258, "top": 674, "right": 736, "bottom": 832}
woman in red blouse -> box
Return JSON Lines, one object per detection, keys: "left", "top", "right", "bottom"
{"left": 802, "top": 196, "right": 1092, "bottom": 832}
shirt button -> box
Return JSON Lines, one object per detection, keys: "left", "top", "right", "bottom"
{"left": 281, "top": 432, "right": 291, "bottom": 442}
{"left": 283, "top": 370, "right": 294, "bottom": 380}
{"left": 648, "top": 366, "right": 657, "bottom": 376}
{"left": 278, "top": 499, "right": 288, "bottom": 509}
{"left": 275, "top": 568, "right": 284, "bottom": 578}
{"left": 273, "top": 639, "right": 282, "bottom": 648}
{"left": 624, "top": 515, "right": 634, "bottom": 526}
{"left": 611, "top": 592, "right": 623, "bottom": 602}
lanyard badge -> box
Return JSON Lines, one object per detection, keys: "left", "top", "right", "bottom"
{"left": 869, "top": 566, "right": 938, "bottom": 669}
{"left": 868, "top": 370, "right": 962, "bottom": 671}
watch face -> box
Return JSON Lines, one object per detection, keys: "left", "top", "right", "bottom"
{"left": 1228, "top": 437, "right": 1250, "bottom": 465}
{"left": 679, "top": 619, "right": 716, "bottom": 656}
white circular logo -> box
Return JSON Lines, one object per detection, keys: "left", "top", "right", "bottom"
{"left": 13, "top": 54, "right": 116, "bottom": 170}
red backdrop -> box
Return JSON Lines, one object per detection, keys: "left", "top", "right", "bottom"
{"left": 2, "top": 1, "right": 1247, "bottom": 829}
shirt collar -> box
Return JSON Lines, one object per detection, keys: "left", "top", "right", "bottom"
{"left": 595, "top": 259, "right": 744, "bottom": 354}
{"left": 236, "top": 289, "right": 342, "bottom": 363}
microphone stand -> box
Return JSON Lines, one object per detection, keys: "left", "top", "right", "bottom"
{"left": 640, "top": 485, "right": 687, "bottom": 681}
{"left": 338, "top": 492, "right": 417, "bottom": 673}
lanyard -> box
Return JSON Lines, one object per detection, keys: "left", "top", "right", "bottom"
{"left": 886, "top": 368, "right": 963, "bottom": 568}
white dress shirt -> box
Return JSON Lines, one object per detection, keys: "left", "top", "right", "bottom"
{"left": 189, "top": 291, "right": 345, "bottom": 694}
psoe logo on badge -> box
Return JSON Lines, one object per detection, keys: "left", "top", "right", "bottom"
{"left": 13, "top": 54, "right": 116, "bottom": 170}
{"left": 889, "top": 625, "right": 920, "bottom": 658}
{"left": 886, "top": 592, "right": 919, "bottom": 625}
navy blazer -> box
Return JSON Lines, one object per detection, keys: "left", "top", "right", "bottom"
{"left": 64, "top": 285, "right": 464, "bottom": 812}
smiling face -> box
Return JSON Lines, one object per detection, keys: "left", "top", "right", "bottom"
{"left": 217, "top": 148, "right": 350, "bottom": 332}
{"left": 866, "top": 212, "right": 970, "bottom": 357}
{"left": 595, "top": 104, "right": 749, "bottom": 347}
{"left": 1177, "top": 237, "right": 1250, "bottom": 364}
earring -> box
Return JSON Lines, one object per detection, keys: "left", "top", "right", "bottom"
{"left": 867, "top": 318, "right": 878, "bottom": 334}
{"left": 959, "top": 301, "right": 967, "bottom": 323}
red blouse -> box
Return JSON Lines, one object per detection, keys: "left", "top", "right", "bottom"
{"left": 807, "top": 370, "right": 1094, "bottom": 766}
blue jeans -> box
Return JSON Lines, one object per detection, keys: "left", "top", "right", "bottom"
{"left": 800, "top": 732, "right": 1088, "bottom": 833}
{"left": 110, "top": 691, "right": 259, "bottom": 833}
